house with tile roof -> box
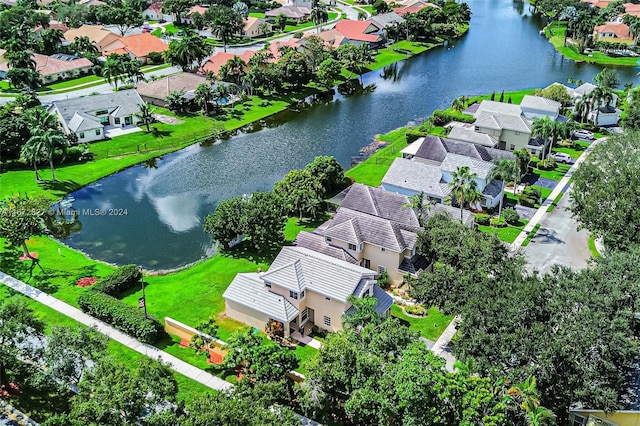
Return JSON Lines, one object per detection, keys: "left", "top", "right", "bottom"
{"left": 544, "top": 81, "right": 621, "bottom": 126}
{"left": 446, "top": 125, "right": 499, "bottom": 148}
{"left": 102, "top": 32, "right": 168, "bottom": 63}
{"left": 265, "top": 5, "right": 311, "bottom": 21}
{"left": 295, "top": 183, "right": 472, "bottom": 285}
{"left": 593, "top": 22, "right": 633, "bottom": 43}
{"left": 183, "top": 5, "right": 208, "bottom": 25}
{"left": 333, "top": 19, "right": 384, "bottom": 46}
{"left": 223, "top": 246, "right": 393, "bottom": 336}
{"left": 201, "top": 50, "right": 256, "bottom": 75}
{"left": 242, "top": 16, "right": 271, "bottom": 38}
{"left": 0, "top": 50, "right": 93, "bottom": 84}
{"left": 64, "top": 25, "right": 121, "bottom": 52}
{"left": 301, "top": 29, "right": 347, "bottom": 49}
{"left": 520, "top": 95, "right": 561, "bottom": 120}
{"left": 49, "top": 89, "right": 145, "bottom": 142}
{"left": 136, "top": 72, "right": 208, "bottom": 106}
{"left": 142, "top": 1, "right": 164, "bottom": 21}
{"left": 368, "top": 11, "right": 404, "bottom": 29}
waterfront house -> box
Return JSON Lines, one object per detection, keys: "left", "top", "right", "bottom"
{"left": 223, "top": 246, "right": 393, "bottom": 336}
{"left": 547, "top": 82, "right": 622, "bottom": 126}
{"left": 333, "top": 19, "right": 384, "bottom": 47}
{"left": 446, "top": 125, "right": 499, "bottom": 148}
{"left": 49, "top": 89, "right": 145, "bottom": 142}
{"left": 593, "top": 22, "right": 633, "bottom": 43}
{"left": 368, "top": 12, "right": 404, "bottom": 30}
{"left": 0, "top": 50, "right": 93, "bottom": 84}
{"left": 136, "top": 72, "right": 208, "bottom": 106}
{"left": 520, "top": 95, "right": 561, "bottom": 120}
{"left": 201, "top": 50, "right": 256, "bottom": 76}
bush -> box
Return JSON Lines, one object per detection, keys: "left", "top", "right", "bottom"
{"left": 519, "top": 187, "right": 541, "bottom": 207}
{"left": 501, "top": 207, "right": 520, "bottom": 225}
{"left": 538, "top": 157, "right": 556, "bottom": 170}
{"left": 93, "top": 264, "right": 142, "bottom": 296}
{"left": 404, "top": 304, "right": 427, "bottom": 316}
{"left": 406, "top": 128, "right": 427, "bottom": 142}
{"left": 475, "top": 213, "right": 491, "bottom": 225}
{"left": 490, "top": 216, "right": 507, "bottom": 227}
{"left": 78, "top": 291, "right": 163, "bottom": 343}
{"left": 431, "top": 109, "right": 475, "bottom": 126}
{"left": 147, "top": 51, "right": 163, "bottom": 64}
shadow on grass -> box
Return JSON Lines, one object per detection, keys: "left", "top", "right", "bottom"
{"left": 37, "top": 179, "right": 83, "bottom": 194}
{"left": 149, "top": 128, "right": 172, "bottom": 138}
{"left": 8, "top": 374, "right": 73, "bottom": 422}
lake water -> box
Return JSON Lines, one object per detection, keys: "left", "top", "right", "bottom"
{"left": 58, "top": 0, "right": 639, "bottom": 269}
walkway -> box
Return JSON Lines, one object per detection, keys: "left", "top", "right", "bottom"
{"left": 0, "top": 272, "right": 232, "bottom": 392}
{"left": 291, "top": 331, "right": 323, "bottom": 349}
{"left": 430, "top": 316, "right": 460, "bottom": 372}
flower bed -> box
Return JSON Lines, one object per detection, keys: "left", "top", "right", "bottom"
{"left": 76, "top": 277, "right": 98, "bottom": 288}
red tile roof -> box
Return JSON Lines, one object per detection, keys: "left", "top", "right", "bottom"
{"left": 267, "top": 39, "right": 301, "bottom": 61}
{"left": 201, "top": 50, "right": 256, "bottom": 75}
{"left": 334, "top": 20, "right": 381, "bottom": 42}
{"left": 147, "top": 1, "right": 162, "bottom": 14}
{"left": 595, "top": 22, "right": 632, "bottom": 39}
{"left": 0, "top": 51, "right": 93, "bottom": 77}
{"left": 104, "top": 33, "right": 168, "bottom": 58}
{"left": 187, "top": 5, "right": 208, "bottom": 17}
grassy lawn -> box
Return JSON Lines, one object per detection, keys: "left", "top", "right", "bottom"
{"left": 588, "top": 235, "right": 601, "bottom": 259}
{"left": 521, "top": 223, "right": 541, "bottom": 247}
{"left": 477, "top": 219, "right": 529, "bottom": 244}
{"left": 545, "top": 22, "right": 639, "bottom": 66}
{"left": 546, "top": 191, "right": 564, "bottom": 213}
{"left": 390, "top": 304, "right": 453, "bottom": 341}
{"left": 531, "top": 163, "right": 571, "bottom": 181}
{"left": 284, "top": 21, "right": 315, "bottom": 32}
{"left": 249, "top": 12, "right": 265, "bottom": 18}
{"left": 367, "top": 41, "right": 431, "bottom": 71}
{"left": 469, "top": 88, "right": 537, "bottom": 105}
{"left": 345, "top": 127, "right": 408, "bottom": 186}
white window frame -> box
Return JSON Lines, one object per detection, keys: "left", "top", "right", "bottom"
{"left": 289, "top": 290, "right": 298, "bottom": 300}
{"left": 323, "top": 315, "right": 331, "bottom": 327}
{"left": 377, "top": 265, "right": 386, "bottom": 275}
{"left": 348, "top": 243, "right": 356, "bottom": 251}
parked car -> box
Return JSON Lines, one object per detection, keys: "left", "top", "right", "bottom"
{"left": 571, "top": 129, "right": 594, "bottom": 140}
{"left": 552, "top": 152, "right": 572, "bottom": 164}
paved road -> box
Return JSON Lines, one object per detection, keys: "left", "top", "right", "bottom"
{"left": 523, "top": 186, "right": 591, "bottom": 274}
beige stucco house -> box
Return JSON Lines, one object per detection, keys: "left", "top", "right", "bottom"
{"left": 223, "top": 246, "right": 393, "bottom": 336}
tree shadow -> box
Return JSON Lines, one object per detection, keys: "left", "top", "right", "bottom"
{"left": 530, "top": 227, "right": 565, "bottom": 245}
{"left": 149, "top": 128, "right": 172, "bottom": 138}
{"left": 0, "top": 247, "right": 32, "bottom": 278}
{"left": 117, "top": 280, "right": 151, "bottom": 299}
{"left": 225, "top": 240, "right": 280, "bottom": 265}
{"left": 37, "top": 179, "right": 82, "bottom": 195}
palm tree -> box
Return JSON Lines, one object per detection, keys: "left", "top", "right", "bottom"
{"left": 402, "top": 191, "right": 429, "bottom": 226}
{"left": 531, "top": 116, "right": 554, "bottom": 159}
{"left": 572, "top": 96, "right": 591, "bottom": 123}
{"left": 101, "top": 56, "right": 126, "bottom": 89}
{"left": 310, "top": 5, "right": 329, "bottom": 33}
{"left": 70, "top": 36, "right": 99, "bottom": 56}
{"left": 225, "top": 56, "right": 247, "bottom": 85}
{"left": 548, "top": 120, "right": 569, "bottom": 154}
{"left": 488, "top": 159, "right": 519, "bottom": 216}
{"left": 448, "top": 166, "right": 481, "bottom": 222}
{"left": 135, "top": 103, "right": 154, "bottom": 132}
{"left": 451, "top": 96, "right": 468, "bottom": 113}
{"left": 20, "top": 140, "right": 46, "bottom": 181}
{"left": 26, "top": 128, "right": 67, "bottom": 181}
{"left": 166, "top": 33, "right": 211, "bottom": 71}
{"left": 194, "top": 83, "right": 214, "bottom": 114}
{"left": 25, "top": 106, "right": 59, "bottom": 131}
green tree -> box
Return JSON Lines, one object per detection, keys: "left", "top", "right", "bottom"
{"left": 101, "top": 54, "right": 127, "bottom": 89}
{"left": 0, "top": 298, "right": 44, "bottom": 388}
{"left": 278, "top": 50, "right": 312, "bottom": 89}
{"left": 305, "top": 155, "right": 348, "bottom": 193}
{"left": 203, "top": 196, "right": 245, "bottom": 249}
{"left": 533, "top": 84, "right": 571, "bottom": 106}
{"left": 95, "top": 5, "right": 143, "bottom": 35}
{"left": 69, "top": 35, "right": 99, "bottom": 56}
{"left": 164, "top": 90, "right": 189, "bottom": 112}
{"left": 570, "top": 132, "right": 640, "bottom": 250}
{"left": 275, "top": 13, "right": 288, "bottom": 31}
{"left": 594, "top": 67, "right": 619, "bottom": 90}
{"left": 402, "top": 191, "right": 429, "bottom": 226}
{"left": 531, "top": 116, "right": 554, "bottom": 159}
{"left": 134, "top": 102, "right": 154, "bottom": 132}
{"left": 450, "top": 95, "right": 468, "bottom": 112}
{"left": 188, "top": 318, "right": 219, "bottom": 362}
{"left": 372, "top": 0, "right": 389, "bottom": 14}
{"left": 310, "top": 5, "right": 329, "bottom": 33}
{"left": 194, "top": 82, "right": 214, "bottom": 114}
{"left": 0, "top": 194, "right": 50, "bottom": 260}
{"left": 163, "top": 0, "right": 194, "bottom": 24}
{"left": 274, "top": 169, "right": 324, "bottom": 220}
{"left": 206, "top": 6, "right": 244, "bottom": 52}
{"left": 25, "top": 128, "right": 67, "bottom": 181}
{"left": 342, "top": 295, "right": 383, "bottom": 329}
{"left": 20, "top": 136, "right": 46, "bottom": 180}
{"left": 165, "top": 31, "right": 211, "bottom": 71}
{"left": 233, "top": 1, "right": 249, "bottom": 18}
{"left": 241, "top": 191, "right": 287, "bottom": 252}
{"left": 36, "top": 28, "right": 64, "bottom": 55}
{"left": 447, "top": 165, "right": 480, "bottom": 221}
{"left": 489, "top": 158, "right": 520, "bottom": 215}
{"left": 315, "top": 57, "right": 342, "bottom": 90}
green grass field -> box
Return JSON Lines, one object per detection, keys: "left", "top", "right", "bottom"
{"left": 345, "top": 127, "right": 408, "bottom": 186}
{"left": 477, "top": 219, "right": 529, "bottom": 244}
{"left": 390, "top": 304, "right": 453, "bottom": 341}
{"left": 520, "top": 223, "right": 541, "bottom": 247}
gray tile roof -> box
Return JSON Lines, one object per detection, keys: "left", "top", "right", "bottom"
{"left": 294, "top": 231, "right": 359, "bottom": 264}
{"left": 368, "top": 11, "right": 404, "bottom": 28}
{"left": 344, "top": 284, "right": 393, "bottom": 315}
{"left": 382, "top": 157, "right": 451, "bottom": 198}
{"left": 322, "top": 208, "right": 420, "bottom": 252}
{"left": 413, "top": 135, "right": 514, "bottom": 163}
{"left": 263, "top": 246, "right": 376, "bottom": 303}
{"left": 474, "top": 99, "right": 522, "bottom": 116}
{"left": 440, "top": 153, "right": 495, "bottom": 180}
{"left": 223, "top": 273, "right": 299, "bottom": 323}
{"left": 51, "top": 89, "right": 144, "bottom": 128}
{"left": 68, "top": 111, "right": 102, "bottom": 132}
{"left": 339, "top": 183, "right": 420, "bottom": 228}
{"left": 482, "top": 179, "right": 503, "bottom": 198}
{"left": 474, "top": 110, "right": 532, "bottom": 133}
{"left": 430, "top": 203, "right": 474, "bottom": 225}
{"left": 520, "top": 95, "right": 561, "bottom": 113}
{"left": 446, "top": 126, "right": 498, "bottom": 148}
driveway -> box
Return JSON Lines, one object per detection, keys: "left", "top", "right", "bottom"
{"left": 523, "top": 186, "right": 591, "bottom": 274}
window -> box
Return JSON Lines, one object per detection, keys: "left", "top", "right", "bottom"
{"left": 300, "top": 290, "right": 305, "bottom": 299}
{"left": 79, "top": 132, "right": 85, "bottom": 139}
{"left": 571, "top": 415, "right": 586, "bottom": 426}
{"left": 95, "top": 109, "right": 108, "bottom": 115}
{"left": 323, "top": 315, "right": 331, "bottom": 327}
{"left": 362, "top": 259, "right": 371, "bottom": 269}
{"left": 377, "top": 265, "right": 386, "bottom": 275}
{"left": 301, "top": 308, "right": 308, "bottom": 323}
{"left": 325, "top": 296, "right": 331, "bottom": 300}
{"left": 326, "top": 236, "right": 332, "bottom": 242}
{"left": 95, "top": 129, "right": 101, "bottom": 135}
{"left": 510, "top": 144, "right": 515, "bottom": 150}
{"left": 99, "top": 116, "right": 109, "bottom": 125}
{"left": 289, "top": 290, "right": 298, "bottom": 300}
{"left": 380, "top": 247, "right": 386, "bottom": 252}
{"left": 348, "top": 243, "right": 356, "bottom": 251}
{"left": 115, "top": 117, "right": 120, "bottom": 124}
{"left": 265, "top": 282, "right": 271, "bottom": 288}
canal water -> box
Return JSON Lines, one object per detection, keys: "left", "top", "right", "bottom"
{"left": 58, "top": 0, "right": 639, "bottom": 269}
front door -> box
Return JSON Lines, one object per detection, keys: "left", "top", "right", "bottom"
{"left": 124, "top": 116, "right": 132, "bottom": 125}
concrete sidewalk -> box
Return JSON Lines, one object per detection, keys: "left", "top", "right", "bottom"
{"left": 0, "top": 271, "right": 232, "bottom": 391}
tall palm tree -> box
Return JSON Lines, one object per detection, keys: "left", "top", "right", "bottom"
{"left": 488, "top": 159, "right": 519, "bottom": 216}
{"left": 310, "top": 5, "right": 329, "bottom": 33}
{"left": 70, "top": 36, "right": 99, "bottom": 56}
{"left": 135, "top": 103, "right": 154, "bottom": 132}
{"left": 20, "top": 140, "right": 46, "bottom": 181}
{"left": 225, "top": 56, "right": 247, "bottom": 85}
{"left": 451, "top": 96, "right": 468, "bottom": 112}
{"left": 531, "top": 116, "right": 554, "bottom": 159}
{"left": 448, "top": 166, "right": 481, "bottom": 222}
{"left": 402, "top": 191, "right": 429, "bottom": 226}
{"left": 194, "top": 83, "right": 214, "bottom": 114}
{"left": 25, "top": 128, "right": 67, "bottom": 181}
{"left": 572, "top": 96, "right": 591, "bottom": 123}
{"left": 166, "top": 33, "right": 211, "bottom": 71}
{"left": 25, "top": 106, "right": 60, "bottom": 131}
{"left": 101, "top": 56, "right": 126, "bottom": 89}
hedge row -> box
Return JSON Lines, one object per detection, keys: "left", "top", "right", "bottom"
{"left": 78, "top": 291, "right": 163, "bottom": 343}
{"left": 93, "top": 264, "right": 142, "bottom": 296}
{"left": 432, "top": 109, "right": 475, "bottom": 126}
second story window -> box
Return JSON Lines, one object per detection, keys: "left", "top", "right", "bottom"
{"left": 348, "top": 243, "right": 356, "bottom": 251}
{"left": 380, "top": 247, "right": 386, "bottom": 252}
{"left": 289, "top": 290, "right": 298, "bottom": 300}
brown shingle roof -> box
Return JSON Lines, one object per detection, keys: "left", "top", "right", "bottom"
{"left": 136, "top": 72, "right": 207, "bottom": 100}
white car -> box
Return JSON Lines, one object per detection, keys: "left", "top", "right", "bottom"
{"left": 552, "top": 152, "right": 572, "bottom": 164}
{"left": 572, "top": 129, "right": 594, "bottom": 140}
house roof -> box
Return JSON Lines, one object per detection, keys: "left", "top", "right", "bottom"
{"left": 68, "top": 111, "right": 102, "bottom": 132}
{"left": 339, "top": 183, "right": 421, "bottom": 227}
{"left": 520, "top": 95, "right": 561, "bottom": 113}
{"left": 0, "top": 51, "right": 93, "bottom": 77}
{"left": 334, "top": 20, "right": 381, "bottom": 42}
{"left": 440, "top": 152, "right": 495, "bottom": 180}
{"left": 431, "top": 203, "right": 474, "bottom": 225}
{"left": 244, "top": 16, "right": 262, "bottom": 31}
{"left": 34, "top": 22, "right": 69, "bottom": 33}
{"left": 262, "top": 246, "right": 376, "bottom": 303}
{"left": 410, "top": 135, "right": 515, "bottom": 163}
{"left": 145, "top": 1, "right": 162, "bottom": 14}
{"left": 594, "top": 22, "right": 631, "bottom": 39}
{"left": 103, "top": 33, "right": 168, "bottom": 58}
{"left": 50, "top": 89, "right": 144, "bottom": 128}
{"left": 368, "top": 12, "right": 404, "bottom": 29}
{"left": 344, "top": 283, "right": 394, "bottom": 314}
{"left": 474, "top": 111, "right": 532, "bottom": 133}
{"left": 382, "top": 157, "right": 451, "bottom": 198}
{"left": 302, "top": 30, "right": 346, "bottom": 49}
{"left": 393, "top": 4, "right": 430, "bottom": 16}
{"left": 581, "top": 0, "right": 614, "bottom": 8}
{"left": 267, "top": 39, "right": 301, "bottom": 61}
{"left": 136, "top": 72, "right": 208, "bottom": 101}
{"left": 64, "top": 25, "right": 119, "bottom": 50}
{"left": 446, "top": 125, "right": 499, "bottom": 147}
{"left": 474, "top": 99, "right": 523, "bottom": 117}
{"left": 223, "top": 273, "right": 299, "bottom": 323}
{"left": 265, "top": 6, "right": 311, "bottom": 18}
{"left": 186, "top": 5, "right": 208, "bottom": 17}
{"left": 294, "top": 231, "right": 359, "bottom": 264}
{"left": 202, "top": 50, "right": 255, "bottom": 75}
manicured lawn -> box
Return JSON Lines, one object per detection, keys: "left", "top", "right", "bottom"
{"left": 469, "top": 88, "right": 537, "bottom": 105}
{"left": 345, "top": 127, "right": 408, "bottom": 186}
{"left": 588, "top": 235, "right": 601, "bottom": 259}
{"left": 521, "top": 223, "right": 541, "bottom": 247}
{"left": 546, "top": 191, "right": 564, "bottom": 213}
{"left": 531, "top": 163, "right": 571, "bottom": 181}
{"left": 477, "top": 219, "right": 529, "bottom": 244}
{"left": 553, "top": 141, "right": 589, "bottom": 158}
{"left": 284, "top": 215, "right": 329, "bottom": 242}
{"left": 284, "top": 21, "right": 315, "bottom": 32}
{"left": 390, "top": 304, "right": 453, "bottom": 341}
{"left": 249, "top": 12, "right": 265, "bottom": 18}
{"left": 367, "top": 41, "right": 431, "bottom": 71}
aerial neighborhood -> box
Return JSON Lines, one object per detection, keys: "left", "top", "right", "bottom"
{"left": 2, "top": 0, "right": 640, "bottom": 424}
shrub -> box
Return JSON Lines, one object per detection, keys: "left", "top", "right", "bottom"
{"left": 293, "top": 31, "right": 303, "bottom": 39}
{"left": 93, "top": 264, "right": 142, "bottom": 296}
{"left": 405, "top": 128, "right": 427, "bottom": 143}
{"left": 490, "top": 216, "right": 507, "bottom": 227}
{"left": 538, "top": 157, "right": 556, "bottom": 170}
{"left": 147, "top": 51, "right": 163, "bottom": 64}
{"left": 475, "top": 213, "right": 491, "bottom": 225}
{"left": 431, "top": 109, "right": 475, "bottom": 126}
{"left": 404, "top": 304, "right": 427, "bottom": 316}
{"left": 78, "top": 291, "right": 163, "bottom": 343}
{"left": 501, "top": 207, "right": 520, "bottom": 225}
{"left": 519, "top": 187, "right": 541, "bottom": 207}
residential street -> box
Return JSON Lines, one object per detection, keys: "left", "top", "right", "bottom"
{"left": 523, "top": 186, "right": 592, "bottom": 274}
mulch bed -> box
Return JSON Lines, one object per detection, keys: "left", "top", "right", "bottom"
{"left": 76, "top": 277, "right": 98, "bottom": 288}
{"left": 0, "top": 383, "right": 20, "bottom": 398}
{"left": 18, "top": 252, "right": 38, "bottom": 261}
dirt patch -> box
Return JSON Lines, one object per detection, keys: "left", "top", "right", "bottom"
{"left": 153, "top": 113, "right": 184, "bottom": 125}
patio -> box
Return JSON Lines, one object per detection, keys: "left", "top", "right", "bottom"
{"left": 104, "top": 124, "right": 142, "bottom": 138}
